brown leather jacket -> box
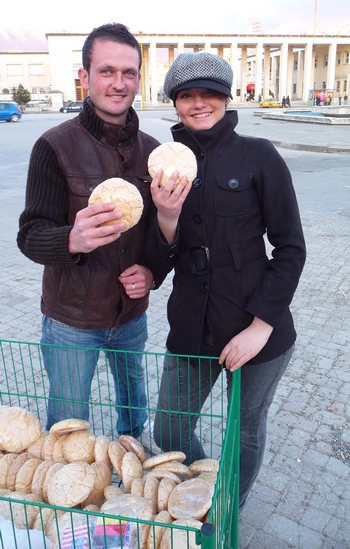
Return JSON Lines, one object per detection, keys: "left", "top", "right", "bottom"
{"left": 17, "top": 99, "right": 161, "bottom": 329}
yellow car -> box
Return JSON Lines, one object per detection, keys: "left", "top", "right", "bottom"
{"left": 259, "top": 98, "right": 283, "bottom": 108}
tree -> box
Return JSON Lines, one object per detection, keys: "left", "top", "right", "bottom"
{"left": 11, "top": 84, "right": 31, "bottom": 110}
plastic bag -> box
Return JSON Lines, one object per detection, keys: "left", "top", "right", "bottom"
{"left": 0, "top": 514, "right": 53, "bottom": 549}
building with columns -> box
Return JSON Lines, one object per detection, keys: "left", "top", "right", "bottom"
{"left": 1, "top": 32, "right": 349, "bottom": 106}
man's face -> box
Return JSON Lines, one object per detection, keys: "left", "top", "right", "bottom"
{"left": 79, "top": 39, "right": 140, "bottom": 125}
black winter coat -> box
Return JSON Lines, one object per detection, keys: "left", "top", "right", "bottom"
{"left": 146, "top": 110, "right": 306, "bottom": 363}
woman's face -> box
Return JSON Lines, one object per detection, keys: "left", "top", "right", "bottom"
{"left": 175, "top": 88, "right": 229, "bottom": 131}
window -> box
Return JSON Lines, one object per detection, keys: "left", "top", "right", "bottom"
{"left": 294, "top": 60, "right": 298, "bottom": 70}
{"left": 6, "top": 64, "right": 22, "bottom": 76}
{"left": 314, "top": 56, "right": 318, "bottom": 68}
{"left": 293, "top": 83, "right": 297, "bottom": 94}
{"left": 324, "top": 54, "right": 328, "bottom": 67}
{"left": 322, "top": 81, "right": 326, "bottom": 90}
{"left": 344, "top": 51, "right": 349, "bottom": 64}
{"left": 336, "top": 81, "right": 340, "bottom": 92}
{"left": 29, "top": 64, "right": 44, "bottom": 76}
{"left": 344, "top": 81, "right": 348, "bottom": 93}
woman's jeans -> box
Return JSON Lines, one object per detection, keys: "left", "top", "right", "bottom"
{"left": 153, "top": 345, "right": 294, "bottom": 509}
{"left": 41, "top": 313, "right": 148, "bottom": 437}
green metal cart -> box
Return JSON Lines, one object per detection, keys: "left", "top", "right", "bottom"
{"left": 0, "top": 339, "right": 240, "bottom": 549}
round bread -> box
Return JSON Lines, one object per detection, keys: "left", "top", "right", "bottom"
{"left": 121, "top": 451, "right": 143, "bottom": 492}
{"left": 0, "top": 453, "right": 18, "bottom": 489}
{"left": 153, "top": 460, "right": 192, "bottom": 479}
{"left": 147, "top": 510, "right": 172, "bottom": 549}
{"left": 143, "top": 451, "right": 186, "bottom": 470}
{"left": 0, "top": 406, "right": 41, "bottom": 453}
{"left": 148, "top": 142, "right": 197, "bottom": 189}
{"left": 63, "top": 430, "right": 96, "bottom": 464}
{"left": 32, "top": 507, "right": 55, "bottom": 531}
{"left": 46, "top": 461, "right": 96, "bottom": 507}
{"left": 88, "top": 177, "right": 144, "bottom": 231}
{"left": 160, "top": 517, "right": 202, "bottom": 549}
{"left": 6, "top": 452, "right": 34, "bottom": 491}
{"left": 157, "top": 477, "right": 177, "bottom": 512}
{"left": 198, "top": 472, "right": 218, "bottom": 485}
{"left": 167, "top": 477, "right": 214, "bottom": 521}
{"left": 26, "top": 430, "right": 49, "bottom": 459}
{"left": 42, "top": 462, "right": 65, "bottom": 502}
{"left": 83, "top": 503, "right": 100, "bottom": 512}
{"left": 144, "top": 469, "right": 181, "bottom": 484}
{"left": 189, "top": 458, "right": 219, "bottom": 474}
{"left": 41, "top": 433, "right": 60, "bottom": 461}
{"left": 104, "top": 484, "right": 125, "bottom": 499}
{"left": 51, "top": 434, "right": 69, "bottom": 463}
{"left": 50, "top": 418, "right": 90, "bottom": 436}
{"left": 15, "top": 457, "right": 43, "bottom": 493}
{"left": 94, "top": 434, "right": 112, "bottom": 467}
{"left": 130, "top": 476, "right": 145, "bottom": 497}
{"left": 119, "top": 434, "right": 146, "bottom": 463}
{"left": 81, "top": 461, "right": 112, "bottom": 508}
{"left": 0, "top": 492, "right": 41, "bottom": 529}
{"left": 143, "top": 475, "right": 160, "bottom": 514}
{"left": 31, "top": 459, "right": 55, "bottom": 500}
{"left": 108, "top": 440, "right": 127, "bottom": 478}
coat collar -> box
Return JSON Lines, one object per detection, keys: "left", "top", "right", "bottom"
{"left": 170, "top": 109, "right": 239, "bottom": 153}
{"left": 78, "top": 97, "right": 139, "bottom": 148}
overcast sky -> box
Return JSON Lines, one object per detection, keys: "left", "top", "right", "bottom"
{"left": 2, "top": 0, "right": 349, "bottom": 37}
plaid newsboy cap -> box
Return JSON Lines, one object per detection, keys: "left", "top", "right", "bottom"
{"left": 164, "top": 52, "right": 233, "bottom": 101}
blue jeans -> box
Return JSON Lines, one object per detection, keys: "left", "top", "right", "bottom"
{"left": 153, "top": 345, "right": 294, "bottom": 510}
{"left": 41, "top": 313, "right": 148, "bottom": 437}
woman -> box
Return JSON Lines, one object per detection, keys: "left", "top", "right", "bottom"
{"left": 145, "top": 52, "right": 306, "bottom": 510}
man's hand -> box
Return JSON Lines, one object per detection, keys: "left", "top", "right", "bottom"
{"left": 219, "top": 317, "right": 274, "bottom": 372}
{"left": 119, "top": 265, "right": 154, "bottom": 299}
{"left": 69, "top": 203, "right": 125, "bottom": 254}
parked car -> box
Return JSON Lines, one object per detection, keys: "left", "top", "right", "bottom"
{"left": 0, "top": 102, "right": 22, "bottom": 122}
{"left": 259, "top": 98, "right": 283, "bottom": 108}
{"left": 59, "top": 102, "right": 84, "bottom": 113}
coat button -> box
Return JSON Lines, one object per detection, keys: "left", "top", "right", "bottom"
{"left": 192, "top": 178, "right": 202, "bottom": 188}
{"left": 193, "top": 214, "right": 203, "bottom": 224}
{"left": 228, "top": 178, "right": 239, "bottom": 189}
{"left": 200, "top": 284, "right": 208, "bottom": 294}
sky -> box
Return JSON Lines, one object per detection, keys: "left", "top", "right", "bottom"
{"left": 1, "top": 0, "right": 349, "bottom": 52}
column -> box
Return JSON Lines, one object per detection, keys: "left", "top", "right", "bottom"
{"left": 287, "top": 47, "right": 294, "bottom": 98}
{"left": 149, "top": 41, "right": 158, "bottom": 106}
{"left": 177, "top": 42, "right": 185, "bottom": 55}
{"left": 326, "top": 42, "right": 337, "bottom": 91}
{"left": 303, "top": 41, "right": 314, "bottom": 102}
{"left": 230, "top": 41, "right": 238, "bottom": 101}
{"left": 255, "top": 42, "right": 263, "bottom": 100}
{"left": 279, "top": 41, "right": 289, "bottom": 99}
{"left": 263, "top": 46, "right": 271, "bottom": 99}
{"left": 297, "top": 50, "right": 304, "bottom": 99}
{"left": 241, "top": 47, "right": 248, "bottom": 102}
{"left": 143, "top": 47, "right": 150, "bottom": 104}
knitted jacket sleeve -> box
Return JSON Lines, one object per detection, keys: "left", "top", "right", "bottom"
{"left": 17, "top": 137, "right": 88, "bottom": 266}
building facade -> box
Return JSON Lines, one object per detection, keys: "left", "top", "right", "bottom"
{"left": 1, "top": 32, "right": 349, "bottom": 107}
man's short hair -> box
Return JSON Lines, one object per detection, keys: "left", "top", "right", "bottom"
{"left": 82, "top": 23, "right": 142, "bottom": 72}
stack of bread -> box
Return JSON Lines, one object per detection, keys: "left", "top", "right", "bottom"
{"left": 0, "top": 405, "right": 219, "bottom": 549}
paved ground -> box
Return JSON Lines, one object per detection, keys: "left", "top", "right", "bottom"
{"left": 0, "top": 106, "right": 349, "bottom": 548}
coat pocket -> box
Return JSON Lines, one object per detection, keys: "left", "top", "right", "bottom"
{"left": 215, "top": 172, "right": 253, "bottom": 216}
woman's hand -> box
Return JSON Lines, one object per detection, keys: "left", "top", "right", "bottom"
{"left": 219, "top": 317, "right": 274, "bottom": 372}
{"left": 150, "top": 169, "right": 192, "bottom": 243}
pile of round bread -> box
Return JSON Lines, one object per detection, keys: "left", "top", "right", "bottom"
{"left": 0, "top": 405, "right": 219, "bottom": 549}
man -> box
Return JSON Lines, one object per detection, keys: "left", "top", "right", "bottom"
{"left": 17, "top": 23, "right": 161, "bottom": 449}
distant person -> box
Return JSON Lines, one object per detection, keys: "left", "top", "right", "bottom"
{"left": 282, "top": 96, "right": 286, "bottom": 107}
{"left": 285, "top": 95, "right": 291, "bottom": 108}
{"left": 316, "top": 95, "right": 321, "bottom": 107}
{"left": 338, "top": 95, "right": 342, "bottom": 105}
{"left": 344, "top": 94, "right": 348, "bottom": 106}
{"left": 17, "top": 23, "right": 162, "bottom": 450}
{"left": 319, "top": 91, "right": 325, "bottom": 105}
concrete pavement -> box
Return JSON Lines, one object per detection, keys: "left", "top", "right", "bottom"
{"left": 0, "top": 108, "right": 349, "bottom": 548}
